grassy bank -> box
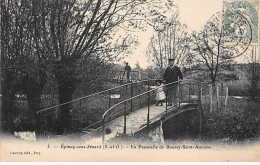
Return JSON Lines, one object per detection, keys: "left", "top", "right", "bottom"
{"left": 201, "top": 97, "right": 260, "bottom": 143}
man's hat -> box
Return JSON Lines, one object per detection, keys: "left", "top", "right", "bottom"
{"left": 168, "top": 57, "right": 175, "bottom": 61}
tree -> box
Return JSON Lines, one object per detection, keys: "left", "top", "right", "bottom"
{"left": 1, "top": 0, "right": 149, "bottom": 132}
{"left": 1, "top": 0, "right": 48, "bottom": 131}
{"left": 192, "top": 12, "right": 251, "bottom": 85}
{"left": 145, "top": 7, "right": 192, "bottom": 77}
{"left": 36, "top": 0, "right": 149, "bottom": 131}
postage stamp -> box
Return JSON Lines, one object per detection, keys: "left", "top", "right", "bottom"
{"left": 1, "top": 0, "right": 260, "bottom": 162}
{"left": 224, "top": 0, "right": 259, "bottom": 45}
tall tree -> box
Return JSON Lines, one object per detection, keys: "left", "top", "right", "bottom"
{"left": 146, "top": 12, "right": 192, "bottom": 76}
{"left": 1, "top": 0, "right": 48, "bottom": 131}
{"left": 1, "top": 0, "right": 148, "bottom": 132}
{"left": 192, "top": 12, "right": 251, "bottom": 85}
{"left": 37, "top": 0, "right": 148, "bottom": 130}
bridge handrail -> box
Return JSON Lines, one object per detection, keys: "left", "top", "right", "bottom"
{"left": 109, "top": 70, "right": 149, "bottom": 81}
{"left": 102, "top": 81, "right": 173, "bottom": 120}
{"left": 113, "top": 70, "right": 140, "bottom": 72}
{"left": 101, "top": 80, "right": 199, "bottom": 120}
{"left": 37, "top": 79, "right": 158, "bottom": 114}
{"left": 101, "top": 79, "right": 207, "bottom": 144}
{"left": 181, "top": 79, "right": 211, "bottom": 95}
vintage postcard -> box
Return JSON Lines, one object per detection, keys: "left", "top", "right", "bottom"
{"left": 1, "top": 0, "right": 260, "bottom": 162}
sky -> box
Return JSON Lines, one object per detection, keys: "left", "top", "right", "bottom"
{"left": 120, "top": 0, "right": 259, "bottom": 69}
{"left": 176, "top": 0, "right": 222, "bottom": 31}
{"left": 121, "top": 0, "right": 222, "bottom": 69}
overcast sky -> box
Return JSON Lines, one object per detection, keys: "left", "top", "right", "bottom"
{"left": 121, "top": 0, "right": 258, "bottom": 69}
{"left": 121, "top": 0, "right": 222, "bottom": 68}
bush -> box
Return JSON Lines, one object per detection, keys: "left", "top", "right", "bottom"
{"left": 201, "top": 97, "right": 260, "bottom": 143}
{"left": 226, "top": 79, "right": 250, "bottom": 96}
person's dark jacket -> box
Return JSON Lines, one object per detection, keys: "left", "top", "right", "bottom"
{"left": 163, "top": 66, "right": 183, "bottom": 83}
{"left": 125, "top": 65, "right": 131, "bottom": 72}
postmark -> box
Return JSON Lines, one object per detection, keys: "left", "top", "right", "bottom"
{"left": 224, "top": 0, "right": 259, "bottom": 45}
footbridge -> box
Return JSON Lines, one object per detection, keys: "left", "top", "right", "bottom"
{"left": 104, "top": 70, "right": 149, "bottom": 84}
{"left": 37, "top": 79, "right": 208, "bottom": 144}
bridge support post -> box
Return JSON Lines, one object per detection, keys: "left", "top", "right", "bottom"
{"left": 165, "top": 87, "right": 168, "bottom": 114}
{"left": 130, "top": 83, "right": 133, "bottom": 112}
{"left": 216, "top": 84, "right": 219, "bottom": 111}
{"left": 178, "top": 78, "right": 181, "bottom": 107}
{"left": 109, "top": 90, "right": 111, "bottom": 108}
{"left": 198, "top": 83, "right": 202, "bottom": 138}
{"left": 189, "top": 81, "right": 191, "bottom": 103}
{"left": 147, "top": 114, "right": 149, "bottom": 131}
{"left": 102, "top": 119, "right": 105, "bottom": 148}
{"left": 147, "top": 83, "right": 150, "bottom": 131}
{"left": 111, "top": 71, "right": 113, "bottom": 82}
{"left": 138, "top": 85, "right": 141, "bottom": 108}
{"left": 80, "top": 99, "right": 82, "bottom": 128}
{"left": 180, "top": 82, "right": 183, "bottom": 103}
{"left": 221, "top": 82, "right": 223, "bottom": 107}
{"left": 125, "top": 85, "right": 128, "bottom": 101}
{"left": 108, "top": 90, "right": 111, "bottom": 122}
{"left": 200, "top": 82, "right": 203, "bottom": 100}
{"left": 124, "top": 102, "right": 127, "bottom": 134}
{"left": 117, "top": 71, "right": 120, "bottom": 83}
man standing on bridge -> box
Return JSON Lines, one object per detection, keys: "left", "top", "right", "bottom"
{"left": 163, "top": 57, "right": 183, "bottom": 106}
{"left": 124, "top": 62, "right": 131, "bottom": 80}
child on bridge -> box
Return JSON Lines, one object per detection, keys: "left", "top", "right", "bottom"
{"left": 151, "top": 80, "right": 166, "bottom": 106}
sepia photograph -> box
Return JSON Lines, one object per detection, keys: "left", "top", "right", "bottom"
{"left": 0, "top": 0, "right": 260, "bottom": 162}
